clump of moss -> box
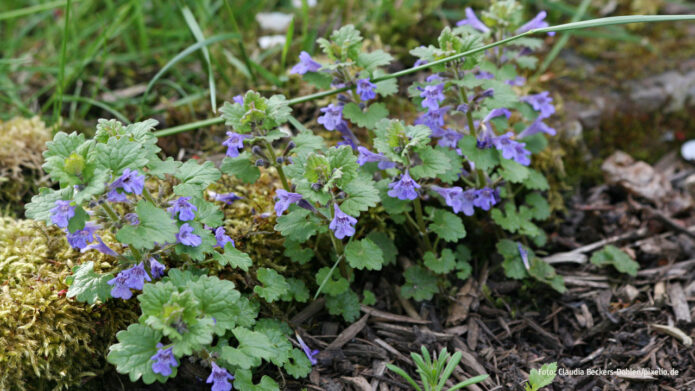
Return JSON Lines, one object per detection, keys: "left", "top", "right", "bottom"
{"left": 0, "top": 117, "right": 51, "bottom": 216}
{"left": 0, "top": 218, "right": 137, "bottom": 391}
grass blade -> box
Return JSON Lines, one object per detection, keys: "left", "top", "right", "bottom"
{"left": 61, "top": 95, "right": 131, "bottom": 124}
{"left": 281, "top": 16, "right": 295, "bottom": 70}
{"left": 153, "top": 14, "right": 695, "bottom": 138}
{"left": 0, "top": 0, "right": 78, "bottom": 21}
{"left": 142, "top": 33, "right": 239, "bottom": 111}
{"left": 447, "top": 374, "right": 489, "bottom": 391}
{"left": 53, "top": 0, "right": 71, "bottom": 126}
{"left": 181, "top": 6, "right": 217, "bottom": 113}
{"left": 223, "top": 0, "right": 257, "bottom": 84}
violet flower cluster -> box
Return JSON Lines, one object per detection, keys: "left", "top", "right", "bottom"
{"left": 432, "top": 185, "right": 500, "bottom": 215}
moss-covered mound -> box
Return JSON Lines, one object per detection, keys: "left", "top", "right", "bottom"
{"left": 0, "top": 218, "right": 137, "bottom": 390}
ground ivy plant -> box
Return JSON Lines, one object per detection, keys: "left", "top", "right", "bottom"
{"left": 26, "top": 119, "right": 314, "bottom": 390}
{"left": 25, "top": 1, "right": 571, "bottom": 388}
{"left": 220, "top": 0, "right": 565, "bottom": 324}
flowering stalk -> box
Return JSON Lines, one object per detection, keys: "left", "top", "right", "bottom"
{"left": 263, "top": 139, "right": 290, "bottom": 191}
{"left": 413, "top": 197, "right": 433, "bottom": 252}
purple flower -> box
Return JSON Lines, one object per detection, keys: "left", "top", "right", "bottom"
{"left": 387, "top": 170, "right": 420, "bottom": 200}
{"left": 111, "top": 168, "right": 145, "bottom": 195}
{"left": 123, "top": 262, "right": 151, "bottom": 290}
{"left": 223, "top": 131, "right": 248, "bottom": 158}
{"left": 168, "top": 196, "right": 197, "bottom": 221}
{"left": 431, "top": 186, "right": 476, "bottom": 216}
{"left": 297, "top": 334, "right": 319, "bottom": 366}
{"left": 475, "top": 71, "right": 495, "bottom": 80}
{"left": 66, "top": 222, "right": 99, "bottom": 250}
{"left": 419, "top": 84, "right": 445, "bottom": 111}
{"left": 107, "top": 272, "right": 133, "bottom": 300}
{"left": 274, "top": 189, "right": 303, "bottom": 216}
{"left": 518, "top": 118, "right": 556, "bottom": 139}
{"left": 317, "top": 104, "right": 344, "bottom": 131}
{"left": 290, "top": 51, "right": 322, "bottom": 75}
{"left": 81, "top": 235, "right": 119, "bottom": 256}
{"left": 212, "top": 192, "right": 243, "bottom": 205}
{"left": 151, "top": 345, "right": 178, "bottom": 377}
{"left": 107, "top": 188, "right": 129, "bottom": 203}
{"left": 413, "top": 58, "right": 428, "bottom": 67}
{"left": 518, "top": 243, "right": 530, "bottom": 271}
{"left": 437, "top": 130, "right": 463, "bottom": 149}
{"left": 521, "top": 91, "right": 555, "bottom": 119}
{"left": 492, "top": 133, "right": 531, "bottom": 166}
{"left": 329, "top": 203, "right": 357, "bottom": 240}
{"left": 473, "top": 188, "right": 499, "bottom": 211}
{"left": 232, "top": 94, "right": 244, "bottom": 105}
{"left": 214, "top": 227, "right": 234, "bottom": 248}
{"left": 206, "top": 362, "right": 234, "bottom": 391}
{"left": 356, "top": 146, "right": 395, "bottom": 169}
{"left": 478, "top": 108, "right": 512, "bottom": 148}
{"left": 150, "top": 258, "right": 166, "bottom": 279}
{"left": 124, "top": 213, "right": 139, "bottom": 225}
{"left": 50, "top": 200, "right": 75, "bottom": 228}
{"left": 176, "top": 223, "right": 202, "bottom": 247}
{"left": 356, "top": 78, "right": 377, "bottom": 101}
{"left": 456, "top": 7, "right": 491, "bottom": 33}
{"left": 414, "top": 106, "right": 450, "bottom": 137}
{"left": 516, "top": 11, "right": 555, "bottom": 36}
{"left": 506, "top": 76, "right": 526, "bottom": 86}
{"left": 426, "top": 74, "right": 442, "bottom": 83}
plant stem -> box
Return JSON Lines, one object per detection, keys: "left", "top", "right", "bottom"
{"left": 263, "top": 140, "right": 290, "bottom": 191}
{"left": 102, "top": 202, "right": 142, "bottom": 261}
{"left": 413, "top": 198, "right": 432, "bottom": 252}
{"left": 143, "top": 187, "right": 157, "bottom": 205}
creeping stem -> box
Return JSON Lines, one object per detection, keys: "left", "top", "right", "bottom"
{"left": 413, "top": 197, "right": 433, "bottom": 252}
{"left": 263, "top": 139, "right": 291, "bottom": 192}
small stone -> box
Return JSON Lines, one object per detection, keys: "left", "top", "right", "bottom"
{"left": 617, "top": 285, "right": 640, "bottom": 303}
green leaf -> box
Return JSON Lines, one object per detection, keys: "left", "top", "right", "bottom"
{"left": 174, "top": 159, "right": 221, "bottom": 196}
{"left": 72, "top": 167, "right": 109, "bottom": 204}
{"left": 66, "top": 205, "right": 88, "bottom": 233}
{"left": 424, "top": 249, "right": 456, "bottom": 274}
{"left": 327, "top": 145, "right": 359, "bottom": 187}
{"left": 274, "top": 208, "right": 322, "bottom": 243}
{"left": 254, "top": 268, "right": 290, "bottom": 302}
{"left": 437, "top": 148, "right": 464, "bottom": 183}
{"left": 500, "top": 157, "right": 530, "bottom": 183}
{"left": 357, "top": 50, "right": 393, "bottom": 71}
{"left": 284, "top": 348, "right": 313, "bottom": 379}
{"left": 458, "top": 135, "right": 499, "bottom": 171}
{"left": 213, "top": 243, "right": 253, "bottom": 271}
{"left": 410, "top": 146, "right": 451, "bottom": 180}
{"left": 524, "top": 169, "right": 549, "bottom": 190}
{"left": 528, "top": 362, "right": 557, "bottom": 391}
{"left": 233, "top": 327, "right": 276, "bottom": 362}
{"left": 234, "top": 369, "right": 280, "bottom": 391}
{"left": 303, "top": 71, "right": 332, "bottom": 89}
{"left": 107, "top": 324, "right": 168, "bottom": 384}
{"left": 401, "top": 266, "right": 438, "bottom": 301}
{"left": 66, "top": 261, "right": 113, "bottom": 304}
{"left": 291, "top": 131, "right": 325, "bottom": 157}
{"left": 221, "top": 152, "right": 260, "bottom": 184}
{"left": 283, "top": 239, "right": 314, "bottom": 264}
{"left": 255, "top": 319, "right": 293, "bottom": 367}
{"left": 342, "top": 102, "right": 389, "bottom": 129}
{"left": 362, "top": 290, "right": 377, "bottom": 306}
{"left": 25, "top": 187, "right": 73, "bottom": 224}
{"left": 375, "top": 78, "right": 398, "bottom": 97}
{"left": 116, "top": 201, "right": 178, "bottom": 250}
{"left": 190, "top": 275, "right": 242, "bottom": 335}
{"left": 591, "top": 245, "right": 639, "bottom": 276}
{"left": 315, "top": 267, "right": 349, "bottom": 296}
{"left": 427, "top": 207, "right": 466, "bottom": 242}
{"left": 325, "top": 289, "right": 361, "bottom": 322}
{"left": 282, "top": 278, "right": 310, "bottom": 303}
{"left": 455, "top": 245, "right": 473, "bottom": 280}
{"left": 189, "top": 197, "right": 224, "bottom": 228}
{"left": 366, "top": 231, "right": 397, "bottom": 266}
{"left": 529, "top": 257, "right": 566, "bottom": 293}
{"left": 147, "top": 156, "right": 182, "bottom": 179}
{"left": 345, "top": 238, "right": 384, "bottom": 270}
{"left": 497, "top": 239, "right": 527, "bottom": 280}
{"left": 340, "top": 174, "right": 379, "bottom": 216}
{"left": 94, "top": 135, "right": 149, "bottom": 173}
{"left": 220, "top": 346, "right": 257, "bottom": 370}
{"left": 525, "top": 192, "right": 550, "bottom": 221}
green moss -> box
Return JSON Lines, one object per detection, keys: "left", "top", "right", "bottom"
{"left": 0, "top": 218, "right": 137, "bottom": 391}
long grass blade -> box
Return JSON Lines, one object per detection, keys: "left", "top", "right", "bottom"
{"left": 281, "top": 16, "right": 295, "bottom": 70}
{"left": 53, "top": 0, "right": 72, "bottom": 126}
{"left": 223, "top": 0, "right": 257, "bottom": 83}
{"left": 181, "top": 6, "right": 217, "bottom": 113}
{"left": 153, "top": 14, "right": 695, "bottom": 138}
{"left": 61, "top": 95, "right": 131, "bottom": 123}
{"left": 0, "top": 0, "right": 79, "bottom": 21}
{"left": 534, "top": 0, "right": 591, "bottom": 78}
